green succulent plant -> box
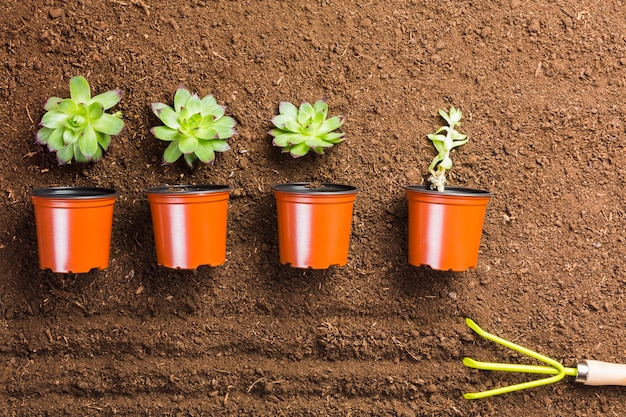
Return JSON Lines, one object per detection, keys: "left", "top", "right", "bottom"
{"left": 151, "top": 87, "right": 237, "bottom": 167}
{"left": 35, "top": 76, "right": 124, "bottom": 164}
{"left": 427, "top": 106, "right": 469, "bottom": 192}
{"left": 269, "top": 100, "right": 345, "bottom": 158}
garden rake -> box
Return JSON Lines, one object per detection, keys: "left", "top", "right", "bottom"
{"left": 462, "top": 318, "right": 626, "bottom": 399}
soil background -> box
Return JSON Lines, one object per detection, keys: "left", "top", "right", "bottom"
{"left": 1, "top": 0, "right": 626, "bottom": 415}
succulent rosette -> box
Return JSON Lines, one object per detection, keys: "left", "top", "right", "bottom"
{"left": 151, "top": 87, "right": 237, "bottom": 167}
{"left": 35, "top": 76, "right": 124, "bottom": 164}
{"left": 269, "top": 100, "right": 345, "bottom": 158}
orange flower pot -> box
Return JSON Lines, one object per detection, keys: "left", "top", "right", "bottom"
{"left": 30, "top": 187, "right": 120, "bottom": 274}
{"left": 405, "top": 185, "right": 491, "bottom": 271}
{"left": 146, "top": 185, "right": 230, "bottom": 269}
{"left": 272, "top": 183, "right": 358, "bottom": 269}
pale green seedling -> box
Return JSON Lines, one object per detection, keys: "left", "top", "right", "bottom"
{"left": 427, "top": 106, "right": 468, "bottom": 191}
{"left": 35, "top": 76, "right": 124, "bottom": 164}
{"left": 151, "top": 87, "right": 237, "bottom": 167}
{"left": 269, "top": 100, "right": 345, "bottom": 158}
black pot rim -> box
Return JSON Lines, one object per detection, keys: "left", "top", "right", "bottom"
{"left": 30, "top": 186, "right": 120, "bottom": 199}
{"left": 146, "top": 184, "right": 231, "bottom": 195}
{"left": 405, "top": 185, "right": 492, "bottom": 197}
{"left": 272, "top": 182, "right": 358, "bottom": 195}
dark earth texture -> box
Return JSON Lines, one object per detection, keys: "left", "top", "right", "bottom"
{"left": 1, "top": 0, "right": 626, "bottom": 415}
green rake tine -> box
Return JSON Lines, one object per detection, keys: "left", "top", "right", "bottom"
{"left": 463, "top": 318, "right": 569, "bottom": 399}
{"left": 463, "top": 357, "right": 577, "bottom": 376}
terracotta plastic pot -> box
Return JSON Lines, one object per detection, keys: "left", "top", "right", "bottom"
{"left": 405, "top": 185, "right": 491, "bottom": 271}
{"left": 30, "top": 187, "right": 120, "bottom": 274}
{"left": 146, "top": 185, "right": 230, "bottom": 269}
{"left": 272, "top": 183, "right": 358, "bottom": 269}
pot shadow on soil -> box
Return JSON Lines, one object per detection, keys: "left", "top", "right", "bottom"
{"left": 381, "top": 196, "right": 463, "bottom": 322}
{"left": 116, "top": 200, "right": 219, "bottom": 319}
{"left": 6, "top": 203, "right": 139, "bottom": 319}
{"left": 5, "top": 206, "right": 70, "bottom": 318}
{"left": 233, "top": 191, "right": 343, "bottom": 318}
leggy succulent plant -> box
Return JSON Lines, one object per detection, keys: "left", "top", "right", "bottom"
{"left": 427, "top": 106, "right": 469, "bottom": 192}
{"left": 35, "top": 76, "right": 124, "bottom": 164}
{"left": 151, "top": 87, "right": 237, "bottom": 167}
{"left": 269, "top": 100, "right": 345, "bottom": 157}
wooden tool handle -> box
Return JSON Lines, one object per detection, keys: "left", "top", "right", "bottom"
{"left": 577, "top": 360, "right": 626, "bottom": 386}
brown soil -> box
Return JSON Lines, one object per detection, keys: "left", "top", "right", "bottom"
{"left": 1, "top": 0, "right": 626, "bottom": 415}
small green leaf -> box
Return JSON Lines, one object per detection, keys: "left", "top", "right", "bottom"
{"left": 195, "top": 127, "right": 218, "bottom": 140}
{"left": 290, "top": 142, "right": 310, "bottom": 157}
{"left": 69, "top": 76, "right": 91, "bottom": 104}
{"left": 305, "top": 137, "right": 333, "bottom": 148}
{"left": 200, "top": 94, "right": 217, "bottom": 108}
{"left": 298, "top": 102, "right": 314, "bottom": 124}
{"left": 271, "top": 114, "right": 294, "bottom": 128}
{"left": 278, "top": 102, "right": 298, "bottom": 118}
{"left": 151, "top": 126, "right": 179, "bottom": 141}
{"left": 272, "top": 133, "right": 296, "bottom": 147}
{"left": 155, "top": 106, "right": 181, "bottom": 129}
{"left": 432, "top": 140, "right": 445, "bottom": 153}
{"left": 207, "top": 139, "right": 231, "bottom": 153}
{"left": 98, "top": 133, "right": 112, "bottom": 150}
{"left": 151, "top": 102, "right": 170, "bottom": 117}
{"left": 318, "top": 116, "right": 344, "bottom": 135}
{"left": 438, "top": 108, "right": 451, "bottom": 126}
{"left": 174, "top": 87, "right": 192, "bottom": 112}
{"left": 290, "top": 134, "right": 310, "bottom": 145}
{"left": 185, "top": 94, "right": 202, "bottom": 115}
{"left": 63, "top": 128, "right": 79, "bottom": 145}
{"left": 194, "top": 141, "right": 216, "bottom": 164}
{"left": 201, "top": 104, "right": 224, "bottom": 119}
{"left": 92, "top": 113, "right": 124, "bottom": 135}
{"left": 91, "top": 89, "right": 123, "bottom": 110}
{"left": 214, "top": 124, "right": 236, "bottom": 139}
{"left": 56, "top": 145, "right": 74, "bottom": 164}
{"left": 448, "top": 107, "right": 462, "bottom": 125}
{"left": 73, "top": 143, "right": 89, "bottom": 163}
{"left": 320, "top": 132, "right": 345, "bottom": 143}
{"left": 450, "top": 138, "right": 469, "bottom": 149}
{"left": 47, "top": 128, "right": 65, "bottom": 150}
{"left": 183, "top": 153, "right": 197, "bottom": 168}
{"left": 163, "top": 140, "right": 183, "bottom": 164}
{"left": 79, "top": 125, "right": 98, "bottom": 158}
{"left": 428, "top": 133, "right": 446, "bottom": 142}
{"left": 440, "top": 156, "right": 453, "bottom": 170}
{"left": 43, "top": 97, "right": 63, "bottom": 111}
{"left": 178, "top": 135, "right": 199, "bottom": 154}
{"left": 283, "top": 120, "right": 301, "bottom": 133}
{"left": 450, "top": 130, "right": 467, "bottom": 141}
{"left": 90, "top": 144, "right": 103, "bottom": 161}
{"left": 88, "top": 102, "right": 104, "bottom": 120}
{"left": 313, "top": 110, "right": 326, "bottom": 125}
{"left": 58, "top": 99, "right": 78, "bottom": 115}
{"left": 312, "top": 100, "right": 328, "bottom": 116}
{"left": 41, "top": 111, "right": 69, "bottom": 129}
{"left": 35, "top": 127, "right": 54, "bottom": 144}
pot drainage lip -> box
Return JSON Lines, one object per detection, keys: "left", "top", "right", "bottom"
{"left": 30, "top": 186, "right": 120, "bottom": 199}
{"left": 146, "top": 184, "right": 231, "bottom": 195}
{"left": 405, "top": 185, "right": 492, "bottom": 197}
{"left": 272, "top": 182, "right": 358, "bottom": 194}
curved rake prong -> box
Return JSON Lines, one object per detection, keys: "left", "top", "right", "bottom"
{"left": 463, "top": 318, "right": 573, "bottom": 399}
